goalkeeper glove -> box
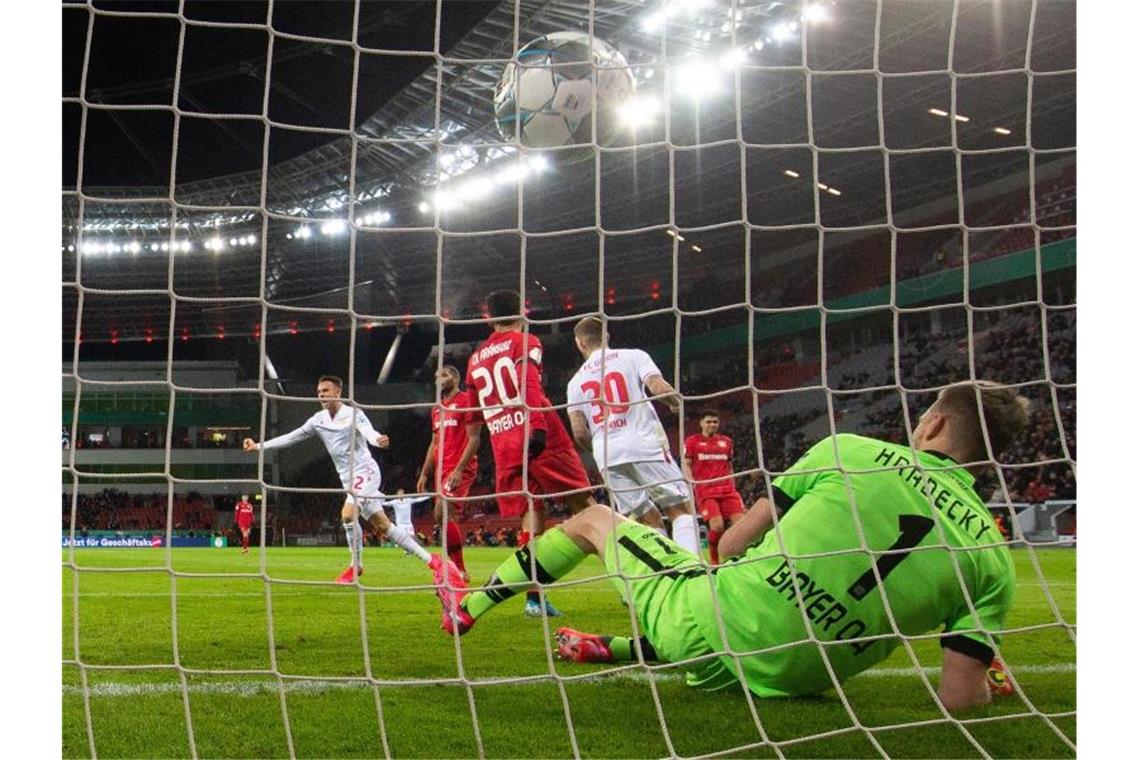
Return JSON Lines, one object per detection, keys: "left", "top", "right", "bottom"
{"left": 527, "top": 429, "right": 546, "bottom": 461}
{"left": 986, "top": 658, "right": 1014, "bottom": 697}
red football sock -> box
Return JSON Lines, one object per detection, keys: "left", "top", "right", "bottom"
{"left": 707, "top": 530, "right": 721, "bottom": 564}
{"left": 445, "top": 522, "right": 465, "bottom": 573}
{"left": 242, "top": 534, "right": 249, "bottom": 550}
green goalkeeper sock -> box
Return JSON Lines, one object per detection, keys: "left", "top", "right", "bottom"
{"left": 462, "top": 529, "right": 586, "bottom": 619}
{"left": 605, "top": 635, "right": 659, "bottom": 663}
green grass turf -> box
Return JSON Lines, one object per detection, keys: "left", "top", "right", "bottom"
{"left": 62, "top": 546, "right": 1075, "bottom": 758}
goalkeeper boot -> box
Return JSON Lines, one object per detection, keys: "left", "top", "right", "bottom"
{"left": 986, "top": 658, "right": 1015, "bottom": 697}
{"left": 335, "top": 565, "right": 363, "bottom": 585}
{"left": 555, "top": 627, "right": 614, "bottom": 663}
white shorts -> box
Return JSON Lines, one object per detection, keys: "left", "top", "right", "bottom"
{"left": 346, "top": 465, "right": 384, "bottom": 520}
{"left": 603, "top": 459, "right": 691, "bottom": 518}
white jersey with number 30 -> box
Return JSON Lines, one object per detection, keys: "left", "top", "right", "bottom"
{"left": 567, "top": 348, "right": 671, "bottom": 468}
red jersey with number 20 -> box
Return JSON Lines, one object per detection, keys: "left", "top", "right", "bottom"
{"left": 685, "top": 434, "right": 738, "bottom": 497}
{"left": 466, "top": 329, "right": 557, "bottom": 471}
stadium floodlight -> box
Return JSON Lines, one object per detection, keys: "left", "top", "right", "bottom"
{"left": 804, "top": 3, "right": 831, "bottom": 23}
{"left": 417, "top": 201, "right": 431, "bottom": 214}
{"left": 673, "top": 60, "right": 723, "bottom": 99}
{"left": 752, "top": 39, "right": 765, "bottom": 51}
{"left": 827, "top": 187, "right": 842, "bottom": 196}
{"left": 181, "top": 241, "right": 192, "bottom": 252}
{"left": 994, "top": 126, "right": 1012, "bottom": 135}
{"left": 320, "top": 220, "right": 347, "bottom": 236}
{"left": 495, "top": 162, "right": 528, "bottom": 186}
{"left": 297, "top": 226, "right": 312, "bottom": 240}
{"left": 618, "top": 94, "right": 661, "bottom": 129}
{"left": 526, "top": 153, "right": 550, "bottom": 173}
{"left": 771, "top": 22, "right": 796, "bottom": 42}
{"left": 719, "top": 48, "right": 748, "bottom": 70}
{"left": 954, "top": 113, "right": 970, "bottom": 122}
{"left": 928, "top": 107, "right": 949, "bottom": 117}
{"left": 784, "top": 169, "right": 800, "bottom": 178}
{"left": 691, "top": 244, "right": 702, "bottom": 252}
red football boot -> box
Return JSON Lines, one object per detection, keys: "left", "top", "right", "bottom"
{"left": 555, "top": 627, "right": 615, "bottom": 663}
{"left": 430, "top": 555, "right": 474, "bottom": 635}
{"left": 987, "top": 658, "right": 1015, "bottom": 697}
{"left": 335, "top": 565, "right": 363, "bottom": 584}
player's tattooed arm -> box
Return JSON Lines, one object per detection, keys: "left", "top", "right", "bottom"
{"left": 568, "top": 410, "right": 592, "bottom": 452}
{"left": 644, "top": 374, "right": 681, "bottom": 414}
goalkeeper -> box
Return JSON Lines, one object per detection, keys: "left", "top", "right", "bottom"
{"left": 436, "top": 382, "right": 1026, "bottom": 709}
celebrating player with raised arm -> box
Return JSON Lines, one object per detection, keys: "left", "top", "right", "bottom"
{"left": 565, "top": 317, "right": 699, "bottom": 555}
{"left": 234, "top": 494, "right": 254, "bottom": 554}
{"left": 683, "top": 410, "right": 746, "bottom": 564}
{"left": 243, "top": 375, "right": 463, "bottom": 593}
{"left": 417, "top": 365, "right": 480, "bottom": 577}
{"left": 381, "top": 487, "right": 430, "bottom": 539}
{"left": 461, "top": 289, "right": 598, "bottom": 619}
{"left": 438, "top": 382, "right": 1026, "bottom": 711}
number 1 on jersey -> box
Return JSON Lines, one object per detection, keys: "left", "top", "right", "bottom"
{"left": 846, "top": 514, "right": 936, "bottom": 601}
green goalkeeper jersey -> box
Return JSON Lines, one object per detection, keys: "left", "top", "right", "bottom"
{"left": 689, "top": 433, "right": 1015, "bottom": 697}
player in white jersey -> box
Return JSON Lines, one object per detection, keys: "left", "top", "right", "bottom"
{"left": 382, "top": 487, "right": 431, "bottom": 536}
{"left": 565, "top": 318, "right": 700, "bottom": 555}
{"left": 243, "top": 375, "right": 463, "bottom": 594}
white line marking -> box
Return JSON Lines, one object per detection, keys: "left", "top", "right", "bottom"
{"left": 63, "top": 663, "right": 1075, "bottom": 697}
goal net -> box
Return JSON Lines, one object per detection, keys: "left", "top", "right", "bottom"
{"left": 62, "top": 0, "right": 1076, "bottom": 757}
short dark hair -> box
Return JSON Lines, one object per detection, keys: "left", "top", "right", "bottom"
{"left": 440, "top": 365, "right": 460, "bottom": 380}
{"left": 317, "top": 375, "right": 343, "bottom": 389}
{"left": 932, "top": 381, "right": 1031, "bottom": 462}
{"left": 486, "top": 290, "right": 521, "bottom": 321}
{"left": 573, "top": 316, "right": 605, "bottom": 347}
{"left": 699, "top": 409, "right": 719, "bottom": 420}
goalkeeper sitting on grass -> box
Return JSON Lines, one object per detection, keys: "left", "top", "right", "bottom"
{"left": 435, "top": 382, "right": 1024, "bottom": 710}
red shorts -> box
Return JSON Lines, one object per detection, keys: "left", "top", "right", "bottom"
{"left": 697, "top": 490, "right": 745, "bottom": 522}
{"left": 237, "top": 519, "right": 253, "bottom": 531}
{"left": 436, "top": 463, "right": 478, "bottom": 503}
{"left": 495, "top": 444, "right": 590, "bottom": 518}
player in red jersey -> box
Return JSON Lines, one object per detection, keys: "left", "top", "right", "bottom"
{"left": 417, "top": 365, "right": 480, "bottom": 578}
{"left": 683, "top": 410, "right": 746, "bottom": 564}
{"left": 234, "top": 494, "right": 254, "bottom": 554}
{"left": 463, "top": 289, "right": 597, "bottom": 618}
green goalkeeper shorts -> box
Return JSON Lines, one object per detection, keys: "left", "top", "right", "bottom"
{"left": 602, "top": 521, "right": 738, "bottom": 691}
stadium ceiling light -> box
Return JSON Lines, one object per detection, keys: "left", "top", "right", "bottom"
{"left": 993, "top": 126, "right": 1012, "bottom": 136}
{"left": 719, "top": 48, "right": 748, "bottom": 70}
{"left": 784, "top": 169, "right": 800, "bottom": 178}
{"left": 827, "top": 187, "right": 842, "bottom": 196}
{"left": 803, "top": 3, "right": 831, "bottom": 23}
{"left": 953, "top": 113, "right": 970, "bottom": 122}
{"left": 771, "top": 22, "right": 796, "bottom": 42}
{"left": 286, "top": 232, "right": 294, "bottom": 240}
{"left": 417, "top": 201, "right": 431, "bottom": 214}
{"left": 691, "top": 244, "right": 702, "bottom": 252}
{"left": 673, "top": 60, "right": 723, "bottom": 99}
{"left": 297, "top": 226, "right": 312, "bottom": 240}
{"left": 927, "top": 107, "right": 949, "bottom": 117}
{"left": 817, "top": 182, "right": 829, "bottom": 190}
{"left": 320, "top": 220, "right": 347, "bottom": 236}
{"left": 752, "top": 39, "right": 765, "bottom": 51}
{"left": 527, "top": 154, "right": 550, "bottom": 173}
{"left": 618, "top": 94, "right": 661, "bottom": 129}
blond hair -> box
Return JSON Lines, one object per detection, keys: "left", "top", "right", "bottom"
{"left": 933, "top": 381, "right": 1031, "bottom": 461}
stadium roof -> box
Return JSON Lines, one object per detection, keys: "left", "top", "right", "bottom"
{"left": 63, "top": 0, "right": 1075, "bottom": 344}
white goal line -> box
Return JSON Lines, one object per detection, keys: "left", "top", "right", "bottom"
{"left": 64, "top": 663, "right": 1076, "bottom": 698}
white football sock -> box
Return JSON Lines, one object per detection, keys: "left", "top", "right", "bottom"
{"left": 386, "top": 523, "right": 432, "bottom": 563}
{"left": 343, "top": 521, "right": 362, "bottom": 569}
{"left": 670, "top": 514, "right": 700, "bottom": 556}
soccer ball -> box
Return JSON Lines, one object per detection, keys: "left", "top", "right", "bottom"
{"left": 493, "top": 31, "right": 635, "bottom": 150}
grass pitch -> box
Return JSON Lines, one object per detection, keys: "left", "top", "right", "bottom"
{"left": 63, "top": 545, "right": 1075, "bottom": 758}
